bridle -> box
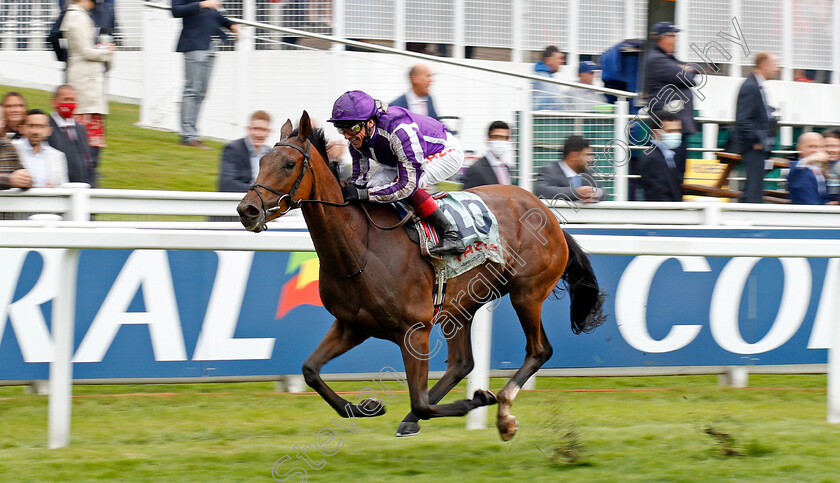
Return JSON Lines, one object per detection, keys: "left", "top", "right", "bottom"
{"left": 246, "top": 136, "right": 414, "bottom": 278}
{"left": 248, "top": 140, "right": 317, "bottom": 220}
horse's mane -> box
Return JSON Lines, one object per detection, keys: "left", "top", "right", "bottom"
{"left": 289, "top": 126, "right": 340, "bottom": 182}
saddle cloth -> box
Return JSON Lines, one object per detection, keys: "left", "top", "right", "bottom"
{"left": 396, "top": 191, "right": 505, "bottom": 280}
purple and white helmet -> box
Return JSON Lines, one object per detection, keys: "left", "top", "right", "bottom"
{"left": 327, "top": 90, "right": 377, "bottom": 123}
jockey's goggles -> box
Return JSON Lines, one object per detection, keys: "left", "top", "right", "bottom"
{"left": 335, "top": 121, "right": 365, "bottom": 136}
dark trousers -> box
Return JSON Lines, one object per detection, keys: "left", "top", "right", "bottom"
{"left": 739, "top": 148, "right": 766, "bottom": 203}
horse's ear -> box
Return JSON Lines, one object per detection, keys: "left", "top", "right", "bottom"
{"left": 280, "top": 119, "right": 293, "bottom": 139}
{"left": 298, "top": 110, "right": 312, "bottom": 141}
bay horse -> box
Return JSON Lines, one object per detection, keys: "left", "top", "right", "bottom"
{"left": 237, "top": 111, "right": 605, "bottom": 441}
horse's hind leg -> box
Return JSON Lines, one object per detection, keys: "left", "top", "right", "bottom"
{"left": 400, "top": 322, "right": 498, "bottom": 424}
{"left": 302, "top": 319, "right": 382, "bottom": 418}
{"left": 396, "top": 315, "right": 492, "bottom": 437}
{"left": 496, "top": 297, "right": 553, "bottom": 441}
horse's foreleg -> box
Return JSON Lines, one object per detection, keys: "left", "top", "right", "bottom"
{"left": 302, "top": 319, "right": 382, "bottom": 418}
{"left": 400, "top": 324, "right": 497, "bottom": 424}
{"left": 396, "top": 322, "right": 482, "bottom": 437}
{"left": 496, "top": 298, "right": 553, "bottom": 441}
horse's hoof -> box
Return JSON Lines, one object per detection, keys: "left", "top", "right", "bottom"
{"left": 473, "top": 389, "right": 498, "bottom": 407}
{"left": 498, "top": 415, "right": 519, "bottom": 442}
{"left": 357, "top": 398, "right": 386, "bottom": 417}
{"left": 395, "top": 421, "right": 421, "bottom": 437}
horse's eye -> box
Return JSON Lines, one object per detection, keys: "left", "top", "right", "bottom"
{"left": 285, "top": 161, "right": 296, "bottom": 170}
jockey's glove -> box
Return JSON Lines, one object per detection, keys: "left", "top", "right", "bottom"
{"left": 342, "top": 184, "right": 369, "bottom": 201}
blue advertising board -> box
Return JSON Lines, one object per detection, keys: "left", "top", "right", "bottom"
{"left": 1, "top": 227, "right": 838, "bottom": 381}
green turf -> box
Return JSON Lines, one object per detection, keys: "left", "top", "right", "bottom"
{"left": 2, "top": 84, "right": 223, "bottom": 191}
{"left": 1, "top": 375, "right": 838, "bottom": 482}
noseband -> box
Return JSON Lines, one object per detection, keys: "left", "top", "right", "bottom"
{"left": 248, "top": 140, "right": 314, "bottom": 221}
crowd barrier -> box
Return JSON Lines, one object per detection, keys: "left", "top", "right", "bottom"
{"left": 2, "top": 219, "right": 840, "bottom": 447}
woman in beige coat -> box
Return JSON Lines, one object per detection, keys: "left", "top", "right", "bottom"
{"left": 61, "top": 0, "right": 113, "bottom": 180}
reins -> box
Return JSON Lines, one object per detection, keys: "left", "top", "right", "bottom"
{"left": 248, "top": 137, "right": 412, "bottom": 278}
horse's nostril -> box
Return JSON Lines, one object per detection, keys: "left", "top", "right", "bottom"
{"left": 237, "top": 203, "right": 260, "bottom": 219}
{"left": 244, "top": 205, "right": 260, "bottom": 217}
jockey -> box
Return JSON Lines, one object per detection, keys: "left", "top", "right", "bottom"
{"left": 328, "top": 90, "right": 466, "bottom": 255}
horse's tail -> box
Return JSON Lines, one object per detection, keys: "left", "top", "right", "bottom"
{"left": 559, "top": 230, "right": 607, "bottom": 334}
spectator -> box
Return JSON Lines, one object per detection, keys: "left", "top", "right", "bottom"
{"left": 12, "top": 110, "right": 69, "bottom": 188}
{"left": 822, "top": 129, "right": 840, "bottom": 201}
{"left": 644, "top": 21, "right": 698, "bottom": 183}
{"left": 787, "top": 132, "right": 835, "bottom": 205}
{"left": 533, "top": 45, "right": 566, "bottom": 111}
{"left": 733, "top": 52, "right": 780, "bottom": 203}
{"left": 0, "top": 104, "right": 32, "bottom": 191}
{"left": 2, "top": 92, "right": 27, "bottom": 140}
{"left": 462, "top": 121, "right": 513, "bottom": 189}
{"left": 534, "top": 135, "right": 603, "bottom": 203}
{"left": 48, "top": 84, "right": 96, "bottom": 186}
{"left": 563, "top": 61, "right": 608, "bottom": 112}
{"left": 640, "top": 111, "right": 683, "bottom": 202}
{"left": 219, "top": 110, "right": 273, "bottom": 192}
{"left": 62, "top": 0, "right": 114, "bottom": 174}
{"left": 391, "top": 64, "right": 440, "bottom": 121}
{"left": 172, "top": 0, "right": 240, "bottom": 149}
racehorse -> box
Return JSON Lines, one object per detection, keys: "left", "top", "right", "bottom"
{"left": 237, "top": 111, "right": 605, "bottom": 441}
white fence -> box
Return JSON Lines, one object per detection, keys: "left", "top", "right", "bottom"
{"left": 3, "top": 187, "right": 840, "bottom": 227}
{"left": 1, "top": 223, "right": 839, "bottom": 448}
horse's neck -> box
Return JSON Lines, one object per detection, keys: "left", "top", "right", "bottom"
{"left": 301, "top": 166, "right": 367, "bottom": 276}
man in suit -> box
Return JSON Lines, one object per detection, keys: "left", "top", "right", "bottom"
{"left": 390, "top": 64, "right": 440, "bottom": 121}
{"left": 640, "top": 111, "right": 683, "bottom": 201}
{"left": 219, "top": 110, "right": 272, "bottom": 192}
{"left": 534, "top": 135, "right": 603, "bottom": 203}
{"left": 462, "top": 121, "right": 513, "bottom": 189}
{"left": 644, "top": 22, "right": 698, "bottom": 183}
{"left": 787, "top": 132, "right": 836, "bottom": 205}
{"left": 172, "top": 0, "right": 240, "bottom": 149}
{"left": 48, "top": 84, "right": 95, "bottom": 186}
{"left": 734, "top": 51, "right": 780, "bottom": 203}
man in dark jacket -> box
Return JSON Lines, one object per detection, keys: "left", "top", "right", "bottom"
{"left": 219, "top": 110, "right": 272, "bottom": 192}
{"left": 390, "top": 64, "right": 440, "bottom": 121}
{"left": 534, "top": 135, "right": 603, "bottom": 203}
{"left": 644, "top": 21, "right": 698, "bottom": 183}
{"left": 48, "top": 84, "right": 95, "bottom": 186}
{"left": 640, "top": 111, "right": 683, "bottom": 202}
{"left": 733, "top": 52, "right": 780, "bottom": 203}
{"left": 462, "top": 121, "right": 513, "bottom": 189}
{"left": 172, "top": 0, "right": 239, "bottom": 149}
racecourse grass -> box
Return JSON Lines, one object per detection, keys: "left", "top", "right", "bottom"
{"left": 2, "top": 84, "right": 223, "bottom": 192}
{"left": 1, "top": 375, "right": 839, "bottom": 482}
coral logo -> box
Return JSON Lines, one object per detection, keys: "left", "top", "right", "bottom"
{"left": 276, "top": 252, "right": 323, "bottom": 318}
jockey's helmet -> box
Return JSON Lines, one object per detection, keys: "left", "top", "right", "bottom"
{"left": 328, "top": 90, "right": 378, "bottom": 123}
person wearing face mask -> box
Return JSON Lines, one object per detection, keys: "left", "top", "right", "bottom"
{"left": 328, "top": 90, "right": 466, "bottom": 255}
{"left": 462, "top": 121, "right": 513, "bottom": 190}
{"left": 48, "top": 84, "right": 95, "bottom": 186}
{"left": 640, "top": 110, "right": 683, "bottom": 202}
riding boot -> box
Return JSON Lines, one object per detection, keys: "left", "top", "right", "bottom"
{"left": 425, "top": 208, "right": 466, "bottom": 255}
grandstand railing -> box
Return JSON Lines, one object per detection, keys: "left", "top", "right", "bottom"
{"left": 2, "top": 222, "right": 839, "bottom": 447}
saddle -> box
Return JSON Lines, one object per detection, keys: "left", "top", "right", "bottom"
{"left": 394, "top": 192, "right": 505, "bottom": 316}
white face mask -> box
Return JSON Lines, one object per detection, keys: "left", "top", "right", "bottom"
{"left": 488, "top": 140, "right": 511, "bottom": 159}
{"left": 660, "top": 132, "right": 682, "bottom": 150}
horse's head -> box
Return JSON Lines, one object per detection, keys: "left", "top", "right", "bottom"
{"left": 238, "top": 111, "right": 319, "bottom": 232}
